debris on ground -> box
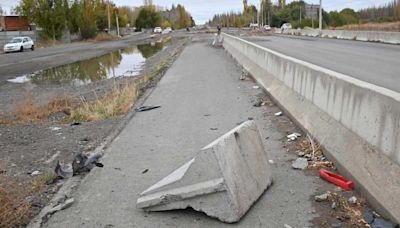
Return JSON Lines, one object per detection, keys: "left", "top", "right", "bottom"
{"left": 274, "top": 111, "right": 283, "bottom": 116}
{"left": 43, "top": 198, "right": 75, "bottom": 217}
{"left": 70, "top": 122, "right": 81, "bottom": 126}
{"left": 295, "top": 137, "right": 335, "bottom": 169}
{"left": 240, "top": 69, "right": 249, "bottom": 80}
{"left": 315, "top": 192, "right": 330, "bottom": 202}
{"left": 49, "top": 127, "right": 61, "bottom": 131}
{"left": 292, "top": 158, "right": 309, "bottom": 170}
{"left": 253, "top": 86, "right": 260, "bottom": 89}
{"left": 210, "top": 128, "right": 218, "bottom": 131}
{"left": 283, "top": 224, "right": 293, "bottom": 228}
{"left": 268, "top": 160, "right": 274, "bottom": 164}
{"left": 141, "top": 169, "right": 149, "bottom": 174}
{"left": 31, "top": 170, "right": 41, "bottom": 176}
{"left": 55, "top": 152, "right": 103, "bottom": 178}
{"left": 253, "top": 98, "right": 264, "bottom": 107}
{"left": 363, "top": 211, "right": 397, "bottom": 228}
{"left": 348, "top": 196, "right": 357, "bottom": 204}
{"left": 324, "top": 192, "right": 369, "bottom": 227}
{"left": 135, "top": 105, "right": 161, "bottom": 112}
{"left": 319, "top": 169, "right": 354, "bottom": 191}
{"left": 287, "top": 133, "right": 301, "bottom": 141}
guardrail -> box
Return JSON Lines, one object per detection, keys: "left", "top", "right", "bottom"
{"left": 222, "top": 33, "right": 400, "bottom": 223}
{"left": 292, "top": 29, "right": 400, "bottom": 44}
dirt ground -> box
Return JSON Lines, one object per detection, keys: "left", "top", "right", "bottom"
{"left": 0, "top": 35, "right": 189, "bottom": 226}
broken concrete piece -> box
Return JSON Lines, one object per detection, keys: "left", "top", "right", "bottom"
{"left": 274, "top": 111, "right": 283, "bottom": 116}
{"left": 137, "top": 120, "right": 272, "bottom": 223}
{"left": 292, "top": 158, "right": 309, "bottom": 170}
{"left": 287, "top": 133, "right": 301, "bottom": 141}
{"left": 315, "top": 193, "right": 329, "bottom": 202}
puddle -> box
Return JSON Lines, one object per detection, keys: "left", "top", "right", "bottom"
{"left": 7, "top": 43, "right": 165, "bottom": 86}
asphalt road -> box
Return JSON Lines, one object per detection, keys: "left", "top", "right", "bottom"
{"left": 243, "top": 35, "right": 400, "bottom": 93}
{"left": 0, "top": 33, "right": 150, "bottom": 84}
{"left": 43, "top": 41, "right": 327, "bottom": 227}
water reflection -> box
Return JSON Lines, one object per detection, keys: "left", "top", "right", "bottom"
{"left": 7, "top": 42, "right": 165, "bottom": 86}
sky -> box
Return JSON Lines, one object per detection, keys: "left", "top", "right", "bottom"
{"left": 0, "top": 0, "right": 394, "bottom": 24}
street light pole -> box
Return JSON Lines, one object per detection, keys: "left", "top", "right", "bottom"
{"left": 319, "top": 0, "right": 322, "bottom": 32}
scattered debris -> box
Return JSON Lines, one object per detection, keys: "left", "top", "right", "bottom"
{"left": 253, "top": 98, "right": 263, "bottom": 107}
{"left": 50, "top": 127, "right": 62, "bottom": 131}
{"left": 292, "top": 158, "right": 308, "bottom": 170}
{"left": 331, "top": 202, "right": 337, "bottom": 210}
{"left": 274, "top": 111, "right": 283, "bottom": 116}
{"left": 55, "top": 161, "right": 73, "bottom": 178}
{"left": 135, "top": 105, "right": 161, "bottom": 112}
{"left": 70, "top": 122, "right": 81, "bottom": 126}
{"left": 210, "top": 128, "right": 218, "bottom": 131}
{"left": 348, "top": 196, "right": 357, "bottom": 204}
{"left": 31, "top": 170, "right": 40, "bottom": 176}
{"left": 315, "top": 192, "right": 330, "bottom": 202}
{"left": 248, "top": 117, "right": 254, "bottom": 120}
{"left": 204, "top": 114, "right": 211, "bottom": 117}
{"left": 240, "top": 69, "right": 249, "bottom": 80}
{"left": 287, "top": 133, "right": 301, "bottom": 141}
{"left": 44, "top": 151, "right": 61, "bottom": 164}
{"left": 253, "top": 86, "right": 260, "bottom": 89}
{"left": 55, "top": 152, "right": 104, "bottom": 178}
{"left": 142, "top": 169, "right": 149, "bottom": 174}
{"left": 319, "top": 169, "right": 354, "bottom": 191}
{"left": 283, "top": 224, "right": 293, "bottom": 228}
{"left": 47, "top": 198, "right": 75, "bottom": 215}
{"left": 268, "top": 160, "right": 274, "bottom": 164}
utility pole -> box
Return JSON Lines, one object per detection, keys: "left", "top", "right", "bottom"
{"left": 107, "top": 2, "right": 111, "bottom": 32}
{"left": 319, "top": 0, "right": 322, "bottom": 32}
{"left": 116, "top": 11, "right": 120, "bottom": 36}
{"left": 299, "top": 1, "right": 302, "bottom": 24}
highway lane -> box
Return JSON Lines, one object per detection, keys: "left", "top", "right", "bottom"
{"left": 243, "top": 35, "right": 400, "bottom": 93}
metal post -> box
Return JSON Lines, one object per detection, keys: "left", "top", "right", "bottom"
{"left": 107, "top": 3, "right": 111, "bottom": 32}
{"left": 116, "top": 12, "right": 120, "bottom": 36}
{"left": 319, "top": 0, "right": 322, "bottom": 32}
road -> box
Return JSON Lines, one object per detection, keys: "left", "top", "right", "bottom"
{"left": 0, "top": 33, "right": 150, "bottom": 84}
{"left": 43, "top": 40, "right": 328, "bottom": 227}
{"left": 243, "top": 35, "right": 400, "bottom": 93}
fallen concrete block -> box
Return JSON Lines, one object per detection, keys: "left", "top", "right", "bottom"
{"left": 137, "top": 120, "right": 272, "bottom": 223}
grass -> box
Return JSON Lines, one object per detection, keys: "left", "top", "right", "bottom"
{"left": 69, "top": 81, "right": 140, "bottom": 122}
{"left": 31, "top": 171, "right": 58, "bottom": 192}
{"left": 0, "top": 161, "right": 32, "bottom": 227}
{"left": 336, "top": 21, "right": 400, "bottom": 32}
{"left": 14, "top": 94, "right": 72, "bottom": 123}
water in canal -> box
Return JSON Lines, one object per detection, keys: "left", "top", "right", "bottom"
{"left": 7, "top": 41, "right": 165, "bottom": 86}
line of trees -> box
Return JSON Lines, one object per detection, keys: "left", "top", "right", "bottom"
{"left": 135, "top": 3, "right": 194, "bottom": 30}
{"left": 209, "top": 0, "right": 400, "bottom": 29}
{"left": 16, "top": 0, "right": 136, "bottom": 39}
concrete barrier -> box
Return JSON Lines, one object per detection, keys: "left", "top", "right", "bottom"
{"left": 222, "top": 33, "right": 400, "bottom": 223}
{"left": 137, "top": 120, "right": 272, "bottom": 223}
{"left": 292, "top": 29, "right": 400, "bottom": 44}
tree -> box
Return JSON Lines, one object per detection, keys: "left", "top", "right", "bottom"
{"left": 135, "top": 6, "right": 161, "bottom": 30}
{"left": 80, "top": 0, "right": 101, "bottom": 39}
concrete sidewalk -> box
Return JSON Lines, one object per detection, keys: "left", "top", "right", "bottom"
{"left": 44, "top": 41, "right": 321, "bottom": 227}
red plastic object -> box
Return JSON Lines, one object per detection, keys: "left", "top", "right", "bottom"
{"left": 319, "top": 169, "right": 354, "bottom": 191}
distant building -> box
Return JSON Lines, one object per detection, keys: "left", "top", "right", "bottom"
{"left": 0, "top": 16, "right": 30, "bottom": 31}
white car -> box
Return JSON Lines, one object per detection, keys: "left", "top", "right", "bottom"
{"left": 153, "top": 27, "right": 162, "bottom": 33}
{"left": 263, "top": 25, "right": 271, "bottom": 31}
{"left": 162, "top": 27, "right": 172, "bottom": 34}
{"left": 3, "top": 36, "right": 35, "bottom": 53}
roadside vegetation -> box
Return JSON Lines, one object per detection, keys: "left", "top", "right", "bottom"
{"left": 209, "top": 0, "right": 400, "bottom": 31}
{"left": 14, "top": 0, "right": 194, "bottom": 42}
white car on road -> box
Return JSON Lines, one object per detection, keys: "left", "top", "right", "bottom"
{"left": 153, "top": 27, "right": 162, "bottom": 33}
{"left": 4, "top": 36, "right": 34, "bottom": 53}
{"left": 162, "top": 27, "right": 172, "bottom": 34}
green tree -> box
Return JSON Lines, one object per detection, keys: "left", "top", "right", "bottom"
{"left": 135, "top": 6, "right": 161, "bottom": 30}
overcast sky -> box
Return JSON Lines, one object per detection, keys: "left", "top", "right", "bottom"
{"left": 1, "top": 0, "right": 394, "bottom": 24}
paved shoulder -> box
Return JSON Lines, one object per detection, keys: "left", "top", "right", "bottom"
{"left": 44, "top": 41, "right": 319, "bottom": 228}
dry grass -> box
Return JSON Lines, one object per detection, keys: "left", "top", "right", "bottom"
{"left": 14, "top": 94, "right": 72, "bottom": 123}
{"left": 31, "top": 171, "right": 58, "bottom": 192}
{"left": 0, "top": 165, "right": 32, "bottom": 227}
{"left": 69, "top": 81, "right": 140, "bottom": 122}
{"left": 296, "top": 136, "right": 335, "bottom": 169}
{"left": 336, "top": 21, "right": 400, "bottom": 32}
{"left": 327, "top": 192, "right": 369, "bottom": 227}
{"left": 90, "top": 32, "right": 117, "bottom": 42}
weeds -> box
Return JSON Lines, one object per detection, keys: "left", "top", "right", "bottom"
{"left": 336, "top": 21, "right": 400, "bottom": 32}
{"left": 327, "top": 192, "right": 369, "bottom": 227}
{"left": 69, "top": 82, "right": 139, "bottom": 122}
{"left": 31, "top": 171, "right": 58, "bottom": 192}
{"left": 14, "top": 94, "right": 71, "bottom": 123}
{"left": 0, "top": 175, "right": 32, "bottom": 227}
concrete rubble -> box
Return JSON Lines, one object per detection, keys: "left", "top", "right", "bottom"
{"left": 137, "top": 120, "right": 272, "bottom": 223}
